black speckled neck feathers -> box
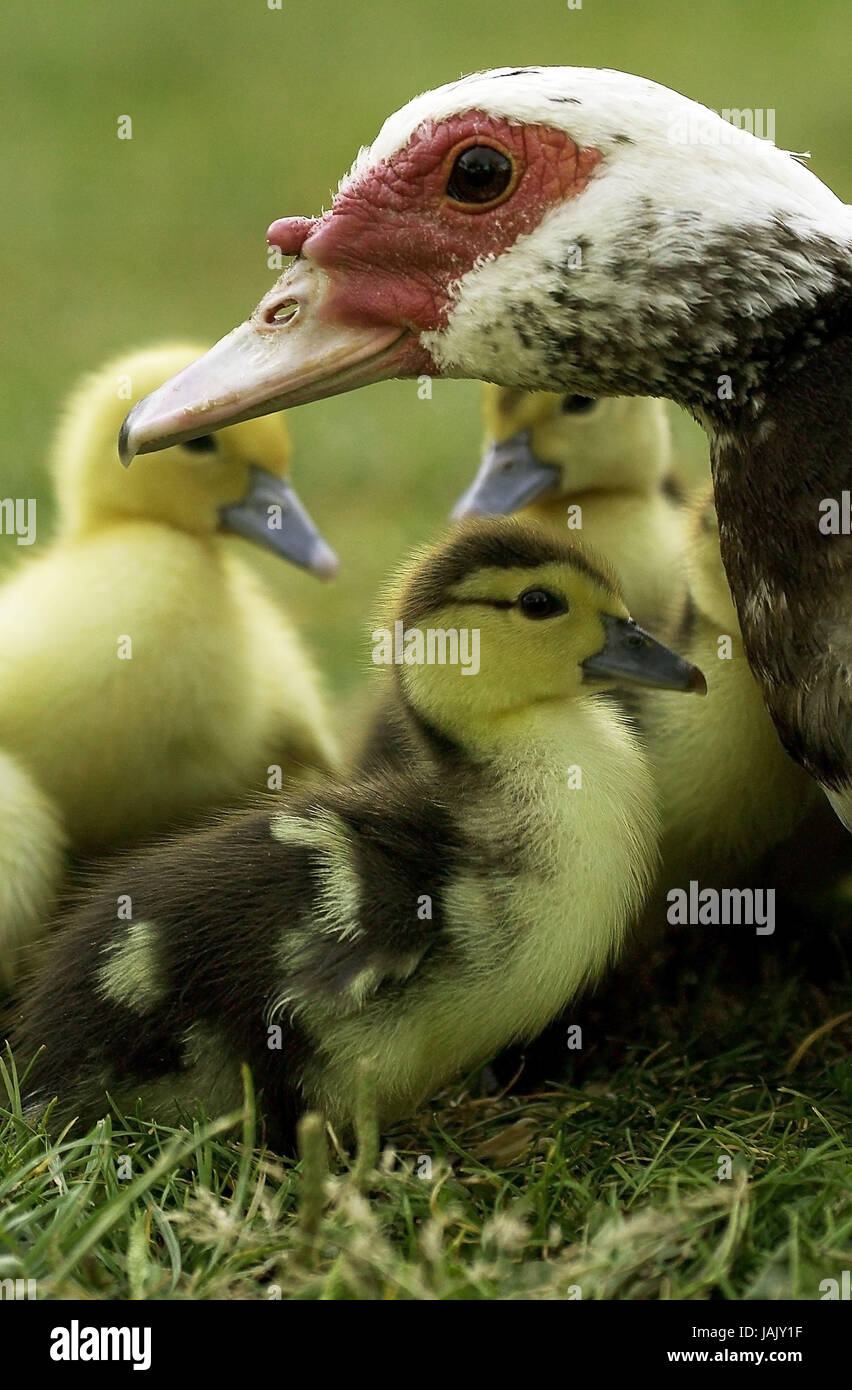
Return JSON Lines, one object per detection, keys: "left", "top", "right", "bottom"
{"left": 533, "top": 215, "right": 852, "bottom": 421}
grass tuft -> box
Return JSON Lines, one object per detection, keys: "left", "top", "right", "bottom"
{"left": 2, "top": 933, "right": 849, "bottom": 1300}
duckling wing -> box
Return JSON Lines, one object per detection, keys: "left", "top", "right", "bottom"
{"left": 268, "top": 777, "right": 457, "bottom": 1019}
{"left": 14, "top": 808, "right": 308, "bottom": 1132}
{"left": 14, "top": 778, "right": 456, "bottom": 1132}
{"left": 351, "top": 691, "right": 418, "bottom": 774}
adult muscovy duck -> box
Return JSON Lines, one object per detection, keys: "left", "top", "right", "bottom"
{"left": 119, "top": 66, "right": 852, "bottom": 829}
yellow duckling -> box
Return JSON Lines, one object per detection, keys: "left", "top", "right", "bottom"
{"left": 642, "top": 487, "right": 817, "bottom": 888}
{"left": 16, "top": 519, "right": 704, "bottom": 1146}
{"left": 453, "top": 388, "right": 687, "bottom": 632}
{"left": 0, "top": 343, "right": 339, "bottom": 864}
{"left": 0, "top": 749, "right": 66, "bottom": 990}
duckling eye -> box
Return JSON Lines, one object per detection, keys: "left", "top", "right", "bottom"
{"left": 518, "top": 588, "right": 567, "bottom": 619}
{"left": 446, "top": 145, "right": 514, "bottom": 207}
{"left": 182, "top": 434, "right": 217, "bottom": 454}
{"left": 560, "top": 395, "right": 596, "bottom": 414}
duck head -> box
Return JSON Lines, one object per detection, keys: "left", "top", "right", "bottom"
{"left": 453, "top": 388, "right": 672, "bottom": 519}
{"left": 119, "top": 67, "right": 851, "bottom": 462}
{"left": 383, "top": 517, "right": 705, "bottom": 746}
{"left": 59, "top": 344, "right": 337, "bottom": 576}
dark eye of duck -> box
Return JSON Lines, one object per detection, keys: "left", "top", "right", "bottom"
{"left": 183, "top": 434, "right": 217, "bottom": 453}
{"left": 518, "top": 587, "right": 567, "bottom": 619}
{"left": 446, "top": 144, "right": 514, "bottom": 207}
{"left": 560, "top": 395, "right": 596, "bottom": 414}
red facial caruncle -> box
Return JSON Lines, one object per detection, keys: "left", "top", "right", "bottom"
{"left": 268, "top": 112, "right": 602, "bottom": 336}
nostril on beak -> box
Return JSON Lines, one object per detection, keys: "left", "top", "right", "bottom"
{"left": 263, "top": 298, "right": 300, "bottom": 327}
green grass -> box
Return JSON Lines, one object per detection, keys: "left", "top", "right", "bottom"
{"left": 1, "top": 0, "right": 850, "bottom": 1301}
{"left": 3, "top": 933, "right": 850, "bottom": 1300}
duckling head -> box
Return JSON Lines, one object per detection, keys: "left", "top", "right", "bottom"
{"left": 53, "top": 343, "right": 337, "bottom": 577}
{"left": 383, "top": 518, "right": 705, "bottom": 743}
{"left": 452, "top": 387, "right": 671, "bottom": 519}
{"left": 686, "top": 486, "right": 739, "bottom": 633}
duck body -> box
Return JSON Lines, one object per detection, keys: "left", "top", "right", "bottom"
{"left": 15, "top": 519, "right": 704, "bottom": 1144}
{"left": 121, "top": 68, "right": 852, "bottom": 828}
{"left": 309, "top": 699, "right": 654, "bottom": 1127}
{"left": 649, "top": 623, "right": 812, "bottom": 886}
{"left": 0, "top": 749, "right": 66, "bottom": 989}
{"left": 642, "top": 491, "right": 816, "bottom": 887}
{"left": 16, "top": 700, "right": 653, "bottom": 1138}
{"left": 0, "top": 522, "right": 333, "bottom": 849}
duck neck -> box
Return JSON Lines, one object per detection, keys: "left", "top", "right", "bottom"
{"left": 702, "top": 307, "right": 852, "bottom": 786}
{"left": 628, "top": 209, "right": 852, "bottom": 788}
{"left": 652, "top": 207, "right": 852, "bottom": 420}
{"left": 696, "top": 270, "right": 852, "bottom": 424}
{"left": 399, "top": 681, "right": 623, "bottom": 774}
{"left": 461, "top": 691, "right": 630, "bottom": 773}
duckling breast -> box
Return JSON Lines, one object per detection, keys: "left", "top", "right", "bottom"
{"left": 306, "top": 702, "right": 658, "bottom": 1128}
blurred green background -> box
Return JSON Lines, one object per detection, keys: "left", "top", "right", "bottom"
{"left": 2, "top": 0, "right": 849, "bottom": 700}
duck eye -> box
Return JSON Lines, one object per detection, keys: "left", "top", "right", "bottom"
{"left": 183, "top": 434, "right": 217, "bottom": 453}
{"left": 446, "top": 145, "right": 514, "bottom": 206}
{"left": 561, "top": 395, "right": 596, "bottom": 414}
{"left": 518, "top": 588, "right": 567, "bottom": 619}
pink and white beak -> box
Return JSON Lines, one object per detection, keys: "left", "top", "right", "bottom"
{"left": 118, "top": 234, "right": 413, "bottom": 466}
